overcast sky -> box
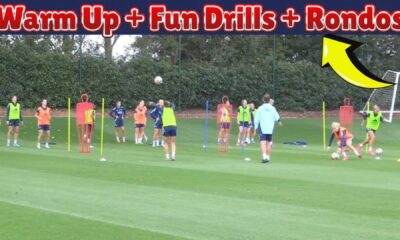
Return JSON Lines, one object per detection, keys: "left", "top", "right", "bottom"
{"left": 85, "top": 35, "right": 138, "bottom": 58}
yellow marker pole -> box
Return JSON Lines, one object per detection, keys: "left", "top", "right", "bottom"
{"left": 100, "top": 98, "right": 105, "bottom": 156}
{"left": 323, "top": 101, "right": 326, "bottom": 150}
{"left": 365, "top": 101, "right": 370, "bottom": 153}
{"left": 68, "top": 97, "right": 71, "bottom": 152}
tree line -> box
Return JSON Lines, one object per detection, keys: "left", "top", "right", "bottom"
{"left": 1, "top": 35, "right": 399, "bottom": 111}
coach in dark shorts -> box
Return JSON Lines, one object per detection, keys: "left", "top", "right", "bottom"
{"left": 253, "top": 94, "right": 282, "bottom": 163}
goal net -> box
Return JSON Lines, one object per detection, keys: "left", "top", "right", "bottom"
{"left": 362, "top": 70, "right": 400, "bottom": 123}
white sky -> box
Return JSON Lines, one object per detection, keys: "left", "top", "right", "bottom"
{"left": 85, "top": 35, "right": 138, "bottom": 58}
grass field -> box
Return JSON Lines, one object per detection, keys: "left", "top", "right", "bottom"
{"left": 0, "top": 117, "right": 399, "bottom": 240}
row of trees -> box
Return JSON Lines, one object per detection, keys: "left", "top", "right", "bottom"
{"left": 0, "top": 35, "right": 398, "bottom": 111}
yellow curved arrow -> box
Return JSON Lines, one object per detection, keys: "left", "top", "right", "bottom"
{"left": 322, "top": 35, "right": 393, "bottom": 89}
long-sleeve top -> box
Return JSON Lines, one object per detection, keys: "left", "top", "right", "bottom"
{"left": 150, "top": 105, "right": 163, "bottom": 125}
{"left": 254, "top": 103, "right": 280, "bottom": 135}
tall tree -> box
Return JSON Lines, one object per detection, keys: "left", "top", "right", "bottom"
{"left": 104, "top": 36, "right": 120, "bottom": 60}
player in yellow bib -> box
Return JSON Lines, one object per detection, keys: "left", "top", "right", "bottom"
{"left": 358, "top": 105, "right": 383, "bottom": 155}
{"left": 161, "top": 101, "right": 177, "bottom": 161}
{"left": 217, "top": 96, "right": 232, "bottom": 145}
{"left": 236, "top": 99, "right": 250, "bottom": 146}
{"left": 84, "top": 108, "right": 96, "bottom": 148}
{"left": 6, "top": 96, "right": 23, "bottom": 147}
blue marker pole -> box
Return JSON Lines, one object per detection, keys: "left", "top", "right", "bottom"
{"left": 204, "top": 99, "right": 209, "bottom": 151}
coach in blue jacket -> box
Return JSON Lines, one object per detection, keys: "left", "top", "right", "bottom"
{"left": 254, "top": 94, "right": 282, "bottom": 163}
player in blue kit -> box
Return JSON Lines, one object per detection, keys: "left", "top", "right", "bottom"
{"left": 109, "top": 100, "right": 127, "bottom": 143}
{"left": 150, "top": 99, "right": 164, "bottom": 147}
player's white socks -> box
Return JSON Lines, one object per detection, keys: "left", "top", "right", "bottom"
{"left": 165, "top": 154, "right": 170, "bottom": 160}
{"left": 37, "top": 143, "right": 41, "bottom": 149}
{"left": 45, "top": 142, "right": 50, "bottom": 149}
{"left": 116, "top": 136, "right": 120, "bottom": 143}
{"left": 152, "top": 141, "right": 156, "bottom": 147}
{"left": 7, "top": 139, "right": 10, "bottom": 147}
{"left": 122, "top": 137, "right": 126, "bottom": 143}
{"left": 263, "top": 153, "right": 270, "bottom": 161}
{"left": 172, "top": 152, "right": 176, "bottom": 160}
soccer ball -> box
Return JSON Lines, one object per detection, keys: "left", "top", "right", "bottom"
{"left": 331, "top": 152, "right": 339, "bottom": 160}
{"left": 375, "top": 148, "right": 383, "bottom": 155}
{"left": 154, "top": 76, "right": 163, "bottom": 85}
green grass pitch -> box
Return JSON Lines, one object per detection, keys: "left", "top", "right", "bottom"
{"left": 0, "top": 117, "right": 399, "bottom": 240}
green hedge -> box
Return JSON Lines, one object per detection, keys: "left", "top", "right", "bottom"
{"left": 0, "top": 44, "right": 371, "bottom": 111}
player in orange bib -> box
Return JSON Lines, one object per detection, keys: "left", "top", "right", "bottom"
{"left": 328, "top": 122, "right": 362, "bottom": 160}
{"left": 134, "top": 100, "right": 147, "bottom": 144}
{"left": 35, "top": 99, "right": 51, "bottom": 149}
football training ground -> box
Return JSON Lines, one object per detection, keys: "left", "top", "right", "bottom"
{"left": 0, "top": 118, "right": 399, "bottom": 240}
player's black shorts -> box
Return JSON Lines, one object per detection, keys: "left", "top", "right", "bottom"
{"left": 239, "top": 121, "right": 249, "bottom": 128}
{"left": 86, "top": 124, "right": 93, "bottom": 132}
{"left": 38, "top": 125, "right": 51, "bottom": 131}
{"left": 8, "top": 120, "right": 20, "bottom": 127}
{"left": 220, "top": 122, "right": 231, "bottom": 129}
{"left": 260, "top": 134, "right": 273, "bottom": 142}
{"left": 163, "top": 126, "right": 177, "bottom": 137}
{"left": 136, "top": 124, "right": 145, "bottom": 128}
{"left": 114, "top": 118, "right": 124, "bottom": 128}
{"left": 366, "top": 128, "right": 376, "bottom": 133}
{"left": 154, "top": 123, "right": 163, "bottom": 129}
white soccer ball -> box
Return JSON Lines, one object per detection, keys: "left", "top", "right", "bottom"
{"left": 154, "top": 76, "right": 163, "bottom": 85}
{"left": 375, "top": 148, "right": 383, "bottom": 155}
{"left": 331, "top": 152, "right": 339, "bottom": 160}
{"left": 244, "top": 157, "right": 251, "bottom": 161}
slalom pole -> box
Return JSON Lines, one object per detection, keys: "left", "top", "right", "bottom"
{"left": 323, "top": 101, "right": 326, "bottom": 150}
{"left": 204, "top": 100, "right": 209, "bottom": 151}
{"left": 100, "top": 97, "right": 105, "bottom": 156}
{"left": 68, "top": 97, "right": 71, "bottom": 152}
{"left": 241, "top": 107, "right": 246, "bottom": 156}
{"left": 365, "top": 101, "right": 370, "bottom": 153}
